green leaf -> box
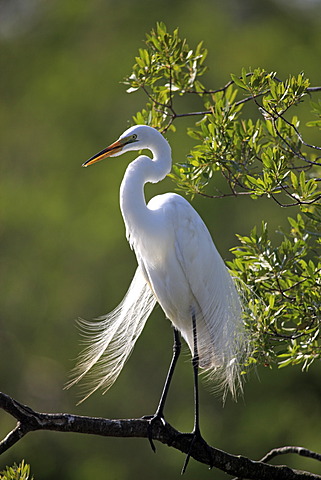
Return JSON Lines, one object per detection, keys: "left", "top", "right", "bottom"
{"left": 230, "top": 73, "right": 247, "bottom": 90}
{"left": 0, "top": 461, "right": 33, "bottom": 480}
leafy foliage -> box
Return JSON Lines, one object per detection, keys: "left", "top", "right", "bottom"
{"left": 124, "top": 22, "right": 321, "bottom": 371}
{"left": 0, "top": 461, "right": 33, "bottom": 480}
{"left": 124, "top": 22, "right": 207, "bottom": 130}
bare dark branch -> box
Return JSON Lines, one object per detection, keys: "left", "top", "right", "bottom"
{"left": 260, "top": 446, "right": 321, "bottom": 464}
{"left": 1, "top": 392, "right": 321, "bottom": 480}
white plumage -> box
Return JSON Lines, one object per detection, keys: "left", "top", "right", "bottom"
{"left": 68, "top": 125, "right": 247, "bottom": 402}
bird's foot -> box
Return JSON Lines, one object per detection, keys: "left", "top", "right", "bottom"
{"left": 177, "top": 428, "right": 213, "bottom": 474}
{"left": 142, "top": 412, "right": 166, "bottom": 453}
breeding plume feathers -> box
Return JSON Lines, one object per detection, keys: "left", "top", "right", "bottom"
{"left": 67, "top": 266, "right": 156, "bottom": 402}
{"left": 71, "top": 125, "right": 249, "bottom": 406}
{"left": 200, "top": 274, "right": 249, "bottom": 401}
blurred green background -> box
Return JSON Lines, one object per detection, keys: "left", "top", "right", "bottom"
{"left": 1, "top": 0, "right": 321, "bottom": 478}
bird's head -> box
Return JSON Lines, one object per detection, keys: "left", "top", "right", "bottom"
{"left": 82, "top": 125, "right": 162, "bottom": 167}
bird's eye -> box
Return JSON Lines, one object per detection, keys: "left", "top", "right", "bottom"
{"left": 132, "top": 134, "right": 138, "bottom": 140}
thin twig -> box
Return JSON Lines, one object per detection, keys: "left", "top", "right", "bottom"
{"left": 260, "top": 446, "right": 321, "bottom": 464}
{"left": 231, "top": 446, "right": 321, "bottom": 480}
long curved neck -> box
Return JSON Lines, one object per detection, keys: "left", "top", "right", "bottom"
{"left": 119, "top": 138, "right": 172, "bottom": 246}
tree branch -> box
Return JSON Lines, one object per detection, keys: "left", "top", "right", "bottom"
{"left": 260, "top": 446, "right": 321, "bottom": 464}
{"left": 1, "top": 392, "right": 321, "bottom": 479}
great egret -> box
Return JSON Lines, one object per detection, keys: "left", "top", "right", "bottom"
{"left": 69, "top": 125, "right": 247, "bottom": 469}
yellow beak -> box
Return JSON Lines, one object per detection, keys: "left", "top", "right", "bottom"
{"left": 82, "top": 139, "right": 125, "bottom": 167}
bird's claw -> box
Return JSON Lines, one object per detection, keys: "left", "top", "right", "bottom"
{"left": 142, "top": 413, "right": 166, "bottom": 453}
{"left": 177, "top": 429, "right": 213, "bottom": 474}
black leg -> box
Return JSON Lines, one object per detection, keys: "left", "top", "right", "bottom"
{"left": 191, "top": 311, "right": 201, "bottom": 436}
{"left": 181, "top": 312, "right": 212, "bottom": 474}
{"left": 155, "top": 327, "right": 181, "bottom": 419}
{"left": 181, "top": 311, "right": 200, "bottom": 473}
{"left": 144, "top": 327, "right": 181, "bottom": 452}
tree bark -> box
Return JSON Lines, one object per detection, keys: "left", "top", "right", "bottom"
{"left": 0, "top": 392, "right": 320, "bottom": 480}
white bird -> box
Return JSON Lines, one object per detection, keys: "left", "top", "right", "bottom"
{"left": 69, "top": 125, "right": 247, "bottom": 467}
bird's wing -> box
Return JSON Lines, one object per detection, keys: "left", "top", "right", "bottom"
{"left": 159, "top": 194, "right": 246, "bottom": 397}
{"left": 66, "top": 265, "right": 156, "bottom": 401}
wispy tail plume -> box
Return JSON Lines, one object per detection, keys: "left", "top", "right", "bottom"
{"left": 66, "top": 267, "right": 156, "bottom": 402}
